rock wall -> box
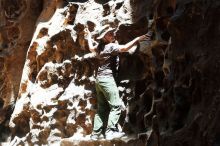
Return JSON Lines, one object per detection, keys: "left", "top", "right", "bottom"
{"left": 159, "top": 1, "right": 220, "bottom": 146}
{"left": 0, "top": 0, "right": 220, "bottom": 146}
{"left": 0, "top": 0, "right": 43, "bottom": 142}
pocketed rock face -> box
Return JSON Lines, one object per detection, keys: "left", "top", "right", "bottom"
{"left": 1, "top": 0, "right": 220, "bottom": 146}
{"left": 0, "top": 0, "right": 43, "bottom": 142}
{"left": 158, "top": 1, "right": 220, "bottom": 146}
{"left": 8, "top": 0, "right": 152, "bottom": 145}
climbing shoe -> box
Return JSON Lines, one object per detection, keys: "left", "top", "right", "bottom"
{"left": 90, "top": 132, "right": 104, "bottom": 140}
{"left": 105, "top": 130, "right": 125, "bottom": 140}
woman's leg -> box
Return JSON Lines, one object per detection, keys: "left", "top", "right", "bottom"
{"left": 97, "top": 77, "right": 122, "bottom": 130}
{"left": 92, "top": 82, "right": 108, "bottom": 135}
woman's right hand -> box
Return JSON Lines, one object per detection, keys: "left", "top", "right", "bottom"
{"left": 138, "top": 34, "right": 151, "bottom": 42}
{"left": 84, "top": 27, "right": 91, "bottom": 38}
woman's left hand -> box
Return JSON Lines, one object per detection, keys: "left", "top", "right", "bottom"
{"left": 138, "top": 34, "right": 151, "bottom": 42}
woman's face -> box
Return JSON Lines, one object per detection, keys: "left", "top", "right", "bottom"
{"left": 103, "top": 31, "right": 115, "bottom": 43}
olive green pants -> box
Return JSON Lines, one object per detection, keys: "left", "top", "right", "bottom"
{"left": 92, "top": 77, "right": 122, "bottom": 134}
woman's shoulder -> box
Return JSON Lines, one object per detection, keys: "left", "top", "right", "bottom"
{"left": 106, "top": 42, "right": 119, "bottom": 48}
{"left": 104, "top": 43, "right": 120, "bottom": 53}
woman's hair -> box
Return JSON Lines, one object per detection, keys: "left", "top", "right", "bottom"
{"left": 97, "top": 39, "right": 106, "bottom": 54}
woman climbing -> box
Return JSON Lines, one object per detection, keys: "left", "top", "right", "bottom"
{"left": 85, "top": 25, "right": 149, "bottom": 140}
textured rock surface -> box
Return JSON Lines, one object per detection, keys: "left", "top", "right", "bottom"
{"left": 0, "top": 0, "right": 43, "bottom": 142}
{"left": 0, "top": 0, "right": 220, "bottom": 146}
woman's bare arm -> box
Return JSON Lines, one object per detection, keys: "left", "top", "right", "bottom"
{"left": 118, "top": 34, "right": 150, "bottom": 52}
{"left": 85, "top": 28, "right": 97, "bottom": 53}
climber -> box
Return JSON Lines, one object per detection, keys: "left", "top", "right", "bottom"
{"left": 85, "top": 25, "right": 150, "bottom": 140}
